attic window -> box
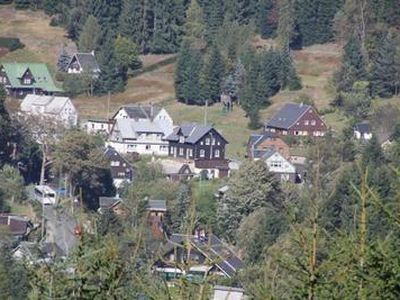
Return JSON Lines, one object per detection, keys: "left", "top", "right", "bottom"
{"left": 179, "top": 136, "right": 184, "bottom": 143}
{"left": 23, "top": 78, "right": 31, "bottom": 85}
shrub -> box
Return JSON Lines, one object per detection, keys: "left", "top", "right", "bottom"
{"left": 0, "top": 37, "right": 25, "bottom": 51}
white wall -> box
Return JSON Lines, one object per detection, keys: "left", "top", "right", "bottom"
{"left": 265, "top": 152, "right": 296, "bottom": 174}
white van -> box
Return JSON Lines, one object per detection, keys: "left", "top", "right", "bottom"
{"left": 34, "top": 185, "right": 57, "bottom": 205}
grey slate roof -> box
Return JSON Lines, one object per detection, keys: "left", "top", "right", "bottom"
{"left": 266, "top": 103, "right": 311, "bottom": 130}
{"left": 114, "top": 118, "right": 167, "bottom": 140}
{"left": 74, "top": 53, "right": 100, "bottom": 72}
{"left": 354, "top": 122, "right": 371, "bottom": 134}
{"left": 166, "top": 123, "right": 228, "bottom": 144}
{"left": 104, "top": 146, "right": 134, "bottom": 169}
{"left": 21, "top": 95, "right": 73, "bottom": 115}
{"left": 118, "top": 105, "right": 161, "bottom": 120}
{"left": 147, "top": 200, "right": 167, "bottom": 211}
{"left": 99, "top": 197, "right": 121, "bottom": 210}
{"left": 163, "top": 233, "right": 244, "bottom": 278}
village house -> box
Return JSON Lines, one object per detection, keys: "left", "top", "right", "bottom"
{"left": 260, "top": 149, "right": 297, "bottom": 183}
{"left": 107, "top": 105, "right": 174, "bottom": 156}
{"left": 157, "top": 159, "right": 195, "bottom": 181}
{"left": 354, "top": 121, "right": 373, "bottom": 141}
{"left": 166, "top": 123, "right": 229, "bottom": 178}
{"left": 66, "top": 51, "right": 100, "bottom": 76}
{"left": 85, "top": 119, "right": 113, "bottom": 135}
{"left": 154, "top": 229, "right": 244, "bottom": 281}
{"left": 12, "top": 241, "right": 65, "bottom": 263}
{"left": 104, "top": 146, "right": 135, "bottom": 188}
{"left": 0, "top": 214, "right": 33, "bottom": 240}
{"left": 0, "top": 62, "right": 62, "bottom": 99}
{"left": 20, "top": 94, "right": 78, "bottom": 127}
{"left": 247, "top": 131, "right": 290, "bottom": 159}
{"left": 98, "top": 196, "right": 125, "bottom": 215}
{"left": 265, "top": 103, "right": 327, "bottom": 137}
{"left": 147, "top": 199, "right": 167, "bottom": 238}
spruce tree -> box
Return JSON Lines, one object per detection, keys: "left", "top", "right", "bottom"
{"left": 336, "top": 35, "right": 367, "bottom": 92}
{"left": 184, "top": 0, "right": 206, "bottom": 48}
{"left": 95, "top": 33, "right": 126, "bottom": 95}
{"left": 258, "top": 0, "right": 278, "bottom": 38}
{"left": 0, "top": 85, "right": 12, "bottom": 166}
{"left": 78, "top": 15, "right": 101, "bottom": 52}
{"left": 370, "top": 31, "right": 397, "bottom": 98}
{"left": 202, "top": 0, "right": 224, "bottom": 43}
{"left": 57, "top": 46, "right": 71, "bottom": 72}
{"left": 84, "top": 0, "right": 123, "bottom": 33}
{"left": 14, "top": 0, "right": 30, "bottom": 9}
{"left": 201, "top": 45, "right": 225, "bottom": 103}
{"left": 118, "top": 0, "right": 145, "bottom": 49}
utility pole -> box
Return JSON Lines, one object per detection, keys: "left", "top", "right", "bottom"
{"left": 204, "top": 100, "right": 208, "bottom": 125}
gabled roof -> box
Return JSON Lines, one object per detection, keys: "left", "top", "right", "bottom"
{"left": 98, "top": 197, "right": 122, "bottom": 210}
{"left": 163, "top": 233, "right": 244, "bottom": 278}
{"left": 354, "top": 122, "right": 371, "bottom": 134}
{"left": 158, "top": 159, "right": 193, "bottom": 175}
{"left": 266, "top": 103, "right": 312, "bottom": 130}
{"left": 0, "top": 214, "right": 31, "bottom": 236}
{"left": 113, "top": 105, "right": 162, "bottom": 120}
{"left": 71, "top": 53, "right": 100, "bottom": 72}
{"left": 104, "top": 146, "right": 134, "bottom": 169}
{"left": 0, "top": 62, "right": 62, "bottom": 92}
{"left": 21, "top": 95, "right": 73, "bottom": 115}
{"left": 113, "top": 118, "right": 167, "bottom": 140}
{"left": 166, "top": 123, "right": 228, "bottom": 144}
{"left": 147, "top": 200, "right": 167, "bottom": 211}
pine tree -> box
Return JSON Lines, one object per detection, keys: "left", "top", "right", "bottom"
{"left": 201, "top": 45, "right": 225, "bottom": 103}
{"left": 94, "top": 33, "right": 126, "bottom": 95}
{"left": 118, "top": 0, "right": 145, "bottom": 49}
{"left": 336, "top": 35, "right": 367, "bottom": 92}
{"left": 279, "top": 49, "right": 302, "bottom": 90}
{"left": 184, "top": 0, "right": 206, "bottom": 48}
{"left": 202, "top": 0, "right": 224, "bottom": 43}
{"left": 57, "top": 46, "right": 71, "bottom": 72}
{"left": 0, "top": 85, "right": 12, "bottom": 167}
{"left": 175, "top": 41, "right": 203, "bottom": 104}
{"left": 258, "top": 0, "right": 278, "bottom": 39}
{"left": 370, "top": 31, "right": 397, "bottom": 98}
{"left": 78, "top": 15, "right": 101, "bottom": 52}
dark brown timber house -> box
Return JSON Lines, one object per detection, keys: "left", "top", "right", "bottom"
{"left": 265, "top": 103, "right": 327, "bottom": 137}
{"left": 166, "top": 123, "right": 229, "bottom": 178}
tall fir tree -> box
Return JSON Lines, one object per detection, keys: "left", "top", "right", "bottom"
{"left": 336, "top": 35, "right": 367, "bottom": 92}
{"left": 78, "top": 15, "right": 101, "bottom": 52}
{"left": 0, "top": 85, "right": 12, "bottom": 167}
{"left": 370, "top": 31, "right": 397, "bottom": 98}
{"left": 84, "top": 0, "right": 123, "bottom": 34}
{"left": 57, "top": 46, "right": 71, "bottom": 72}
{"left": 201, "top": 45, "right": 225, "bottom": 103}
{"left": 257, "top": 0, "right": 278, "bottom": 38}
{"left": 184, "top": 0, "right": 206, "bottom": 48}
{"left": 118, "top": 0, "right": 145, "bottom": 49}
{"left": 95, "top": 33, "right": 126, "bottom": 95}
{"left": 202, "top": 0, "right": 224, "bottom": 43}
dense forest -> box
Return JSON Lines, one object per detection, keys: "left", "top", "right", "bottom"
{"left": 1, "top": 0, "right": 400, "bottom": 299}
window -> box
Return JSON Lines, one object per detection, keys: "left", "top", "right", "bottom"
{"left": 217, "top": 141, "right": 220, "bottom": 145}
{"left": 311, "top": 120, "right": 316, "bottom": 126}
{"left": 188, "top": 149, "right": 193, "bottom": 157}
{"left": 205, "top": 138, "right": 210, "bottom": 145}
{"left": 179, "top": 148, "right": 184, "bottom": 156}
{"left": 146, "top": 145, "right": 151, "bottom": 150}
{"left": 200, "top": 149, "right": 205, "bottom": 158}
{"left": 118, "top": 172, "right": 125, "bottom": 177}
{"left": 215, "top": 149, "right": 220, "bottom": 158}
{"left": 294, "top": 131, "right": 300, "bottom": 136}
{"left": 101, "top": 124, "right": 104, "bottom": 129}
{"left": 91, "top": 123, "right": 95, "bottom": 129}
{"left": 179, "top": 136, "right": 185, "bottom": 143}
{"left": 270, "top": 161, "right": 282, "bottom": 168}
{"left": 110, "top": 161, "right": 120, "bottom": 167}
{"left": 282, "top": 130, "right": 288, "bottom": 135}
{"left": 128, "top": 144, "right": 137, "bottom": 149}
{"left": 23, "top": 78, "right": 31, "bottom": 85}
{"left": 212, "top": 138, "right": 216, "bottom": 145}
{"left": 305, "top": 120, "right": 309, "bottom": 125}
{"left": 160, "top": 145, "right": 168, "bottom": 151}
{"left": 200, "top": 141, "right": 204, "bottom": 145}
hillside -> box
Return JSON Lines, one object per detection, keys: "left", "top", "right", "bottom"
{"left": 0, "top": 7, "right": 343, "bottom": 158}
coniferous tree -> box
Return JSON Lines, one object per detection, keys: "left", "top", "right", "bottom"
{"left": 258, "top": 0, "right": 278, "bottom": 38}
{"left": 201, "top": 45, "right": 225, "bottom": 103}
{"left": 336, "top": 35, "right": 367, "bottom": 92}
{"left": 84, "top": 0, "right": 123, "bottom": 34}
{"left": 184, "top": 0, "right": 206, "bottom": 48}
{"left": 78, "top": 15, "right": 101, "bottom": 52}
{"left": 370, "top": 31, "right": 397, "bottom": 98}
{"left": 57, "top": 46, "right": 71, "bottom": 72}
{"left": 175, "top": 41, "right": 203, "bottom": 104}
{"left": 14, "top": 0, "right": 30, "bottom": 9}
{"left": 202, "top": 0, "right": 224, "bottom": 43}
{"left": 95, "top": 33, "right": 126, "bottom": 95}
{"left": 0, "top": 85, "right": 12, "bottom": 167}
{"left": 118, "top": 0, "right": 145, "bottom": 48}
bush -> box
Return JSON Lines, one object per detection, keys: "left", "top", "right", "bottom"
{"left": 0, "top": 37, "right": 25, "bottom": 51}
{"left": 0, "top": 0, "right": 13, "bottom": 4}
{"left": 14, "top": 0, "right": 30, "bottom": 9}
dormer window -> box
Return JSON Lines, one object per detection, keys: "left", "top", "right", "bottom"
{"left": 24, "top": 78, "right": 31, "bottom": 85}
{"left": 179, "top": 136, "right": 185, "bottom": 143}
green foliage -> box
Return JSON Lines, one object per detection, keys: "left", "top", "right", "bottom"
{"left": 0, "top": 84, "right": 12, "bottom": 167}
{"left": 14, "top": 0, "right": 30, "bottom": 10}
{"left": 257, "top": 0, "right": 278, "bottom": 39}
{"left": 339, "top": 87, "right": 372, "bottom": 121}
{"left": 0, "top": 165, "right": 25, "bottom": 204}
{"left": 62, "top": 74, "right": 92, "bottom": 98}
{"left": 78, "top": 15, "right": 101, "bottom": 52}
{"left": 184, "top": 0, "right": 206, "bottom": 48}
{"left": 56, "top": 46, "right": 71, "bottom": 72}
{"left": 201, "top": 44, "right": 225, "bottom": 103}
{"left": 114, "top": 35, "right": 141, "bottom": 70}
{"left": 217, "top": 160, "right": 282, "bottom": 241}
{"left": 0, "top": 37, "right": 25, "bottom": 51}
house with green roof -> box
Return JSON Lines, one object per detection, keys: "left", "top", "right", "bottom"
{"left": 0, "top": 62, "right": 63, "bottom": 99}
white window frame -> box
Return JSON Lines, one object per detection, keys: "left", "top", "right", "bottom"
{"left": 200, "top": 149, "right": 205, "bottom": 158}
{"left": 311, "top": 120, "right": 316, "bottom": 126}
{"left": 23, "top": 78, "right": 31, "bottom": 85}
{"left": 215, "top": 149, "right": 220, "bottom": 158}
{"left": 205, "top": 138, "right": 210, "bottom": 145}
{"left": 179, "top": 148, "right": 184, "bottom": 156}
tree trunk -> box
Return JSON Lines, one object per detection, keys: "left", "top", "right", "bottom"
{"left": 39, "top": 143, "right": 46, "bottom": 185}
